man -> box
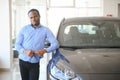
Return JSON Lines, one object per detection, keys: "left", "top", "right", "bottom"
{"left": 15, "top": 9, "right": 59, "bottom": 80}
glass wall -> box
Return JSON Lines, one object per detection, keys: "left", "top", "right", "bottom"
{"left": 12, "top": 0, "right": 103, "bottom": 58}
{"left": 48, "top": 0, "right": 103, "bottom": 35}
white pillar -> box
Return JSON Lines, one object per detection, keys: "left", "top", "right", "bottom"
{"left": 0, "top": 0, "right": 11, "bottom": 69}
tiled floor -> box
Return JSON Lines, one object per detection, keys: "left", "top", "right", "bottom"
{"left": 0, "top": 54, "right": 48, "bottom": 80}
{"left": 0, "top": 71, "right": 12, "bottom": 80}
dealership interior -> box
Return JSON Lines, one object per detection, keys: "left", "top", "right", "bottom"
{"left": 0, "top": 0, "right": 120, "bottom": 80}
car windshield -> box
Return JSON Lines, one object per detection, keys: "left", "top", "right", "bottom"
{"left": 58, "top": 21, "right": 120, "bottom": 48}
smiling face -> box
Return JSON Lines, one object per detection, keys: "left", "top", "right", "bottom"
{"left": 28, "top": 11, "right": 40, "bottom": 27}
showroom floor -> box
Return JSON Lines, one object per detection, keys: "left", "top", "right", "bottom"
{"left": 0, "top": 56, "right": 47, "bottom": 80}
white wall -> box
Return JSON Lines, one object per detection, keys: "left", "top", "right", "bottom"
{"left": 103, "top": 0, "right": 120, "bottom": 17}
{"left": 0, "top": 0, "right": 11, "bottom": 68}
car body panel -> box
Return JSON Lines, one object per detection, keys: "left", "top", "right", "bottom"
{"left": 59, "top": 48, "right": 120, "bottom": 73}
{"left": 47, "top": 17, "right": 120, "bottom": 80}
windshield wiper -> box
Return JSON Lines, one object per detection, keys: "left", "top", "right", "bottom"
{"left": 60, "top": 46, "right": 120, "bottom": 49}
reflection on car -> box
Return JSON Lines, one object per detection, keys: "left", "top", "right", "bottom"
{"left": 47, "top": 17, "right": 120, "bottom": 80}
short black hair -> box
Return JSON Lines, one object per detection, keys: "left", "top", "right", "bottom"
{"left": 28, "top": 9, "right": 40, "bottom": 16}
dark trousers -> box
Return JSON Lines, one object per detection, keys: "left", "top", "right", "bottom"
{"left": 19, "top": 59, "right": 40, "bottom": 80}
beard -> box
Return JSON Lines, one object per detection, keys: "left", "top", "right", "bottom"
{"left": 31, "top": 20, "right": 40, "bottom": 27}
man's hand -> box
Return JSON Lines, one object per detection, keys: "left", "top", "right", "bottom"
{"left": 36, "top": 49, "right": 47, "bottom": 56}
{"left": 24, "top": 50, "right": 34, "bottom": 58}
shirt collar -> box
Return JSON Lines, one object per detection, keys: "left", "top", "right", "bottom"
{"left": 30, "top": 24, "right": 41, "bottom": 29}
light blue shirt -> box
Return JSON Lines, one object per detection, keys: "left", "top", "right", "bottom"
{"left": 15, "top": 24, "right": 59, "bottom": 63}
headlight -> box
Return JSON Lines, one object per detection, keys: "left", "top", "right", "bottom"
{"left": 50, "top": 59, "right": 81, "bottom": 80}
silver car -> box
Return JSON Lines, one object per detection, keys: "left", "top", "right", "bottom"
{"left": 47, "top": 17, "right": 120, "bottom": 80}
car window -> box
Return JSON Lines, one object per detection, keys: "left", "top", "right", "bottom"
{"left": 58, "top": 21, "right": 120, "bottom": 48}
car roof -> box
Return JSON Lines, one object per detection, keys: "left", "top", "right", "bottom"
{"left": 60, "top": 17, "right": 120, "bottom": 24}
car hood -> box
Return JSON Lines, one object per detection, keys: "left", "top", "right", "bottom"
{"left": 59, "top": 48, "right": 120, "bottom": 74}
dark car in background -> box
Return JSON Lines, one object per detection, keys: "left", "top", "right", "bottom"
{"left": 47, "top": 17, "right": 120, "bottom": 80}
